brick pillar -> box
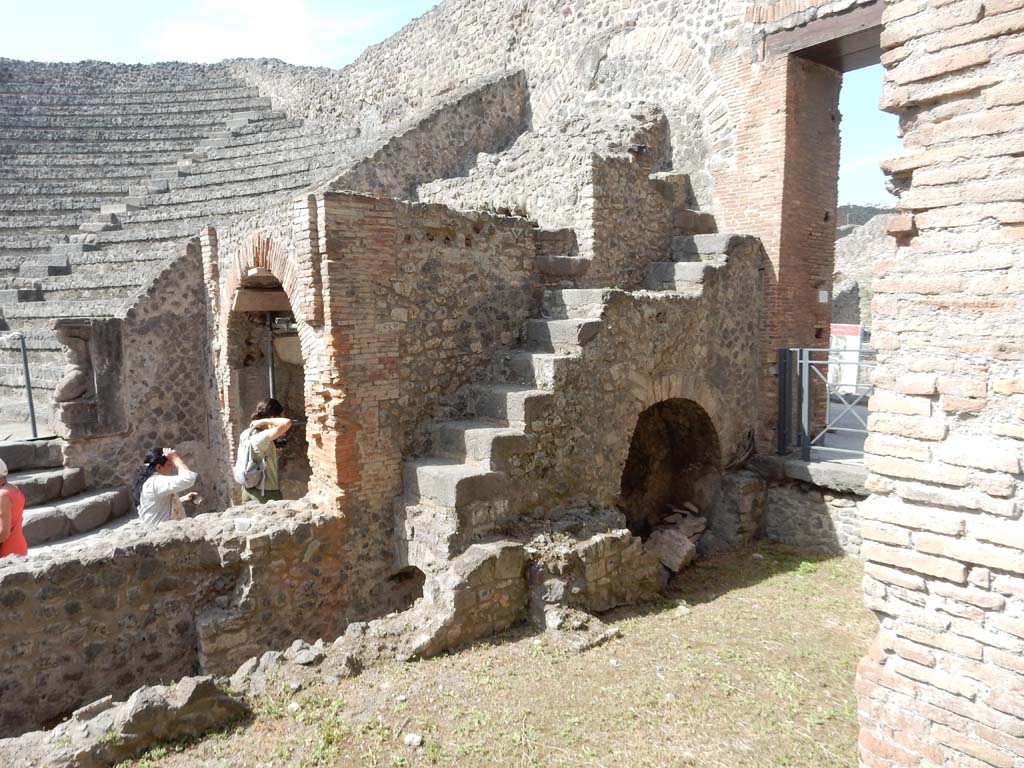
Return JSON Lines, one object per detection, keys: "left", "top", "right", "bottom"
{"left": 856, "top": 1, "right": 1024, "bottom": 765}
{"left": 312, "top": 192, "right": 403, "bottom": 516}
{"left": 712, "top": 53, "right": 840, "bottom": 451}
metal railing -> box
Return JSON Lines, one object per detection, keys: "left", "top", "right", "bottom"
{"left": 1, "top": 331, "right": 40, "bottom": 438}
{"left": 776, "top": 346, "right": 876, "bottom": 461}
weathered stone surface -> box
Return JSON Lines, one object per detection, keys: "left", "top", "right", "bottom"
{"left": 21, "top": 506, "right": 69, "bottom": 544}
{"left": 643, "top": 515, "right": 703, "bottom": 573}
{"left": 0, "top": 676, "right": 246, "bottom": 768}
{"left": 765, "top": 482, "right": 864, "bottom": 557}
{"left": 0, "top": 503, "right": 358, "bottom": 737}
{"left": 699, "top": 471, "right": 767, "bottom": 555}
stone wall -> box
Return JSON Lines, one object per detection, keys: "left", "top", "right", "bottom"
{"left": 495, "top": 239, "right": 766, "bottom": 517}
{"left": 218, "top": 0, "right": 869, "bottom": 447}
{"left": 856, "top": 1, "right": 1024, "bottom": 765}
{"left": 325, "top": 71, "right": 531, "bottom": 201}
{"left": 418, "top": 102, "right": 672, "bottom": 230}
{"left": 60, "top": 241, "right": 217, "bottom": 501}
{"left": 765, "top": 482, "right": 864, "bottom": 557}
{"left": 833, "top": 212, "right": 897, "bottom": 328}
{"left": 0, "top": 503, "right": 370, "bottom": 736}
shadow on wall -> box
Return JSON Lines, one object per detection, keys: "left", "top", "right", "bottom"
{"left": 764, "top": 480, "right": 863, "bottom": 557}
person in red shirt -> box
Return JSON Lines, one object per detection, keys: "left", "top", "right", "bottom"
{"left": 0, "top": 458, "right": 28, "bottom": 558}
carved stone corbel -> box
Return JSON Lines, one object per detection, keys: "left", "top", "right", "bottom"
{"left": 52, "top": 317, "right": 126, "bottom": 438}
{"left": 53, "top": 319, "right": 94, "bottom": 403}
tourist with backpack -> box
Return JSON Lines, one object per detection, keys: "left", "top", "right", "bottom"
{"left": 235, "top": 398, "right": 292, "bottom": 503}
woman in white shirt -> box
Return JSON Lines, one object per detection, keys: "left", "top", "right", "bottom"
{"left": 130, "top": 447, "right": 198, "bottom": 526}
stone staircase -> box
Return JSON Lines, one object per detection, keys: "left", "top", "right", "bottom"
{"left": 397, "top": 232, "right": 755, "bottom": 574}
{"left": 0, "top": 69, "right": 344, "bottom": 422}
{"left": 644, "top": 232, "right": 753, "bottom": 293}
{"left": 0, "top": 437, "right": 129, "bottom": 546}
{"left": 396, "top": 286, "right": 606, "bottom": 574}
{"left": 385, "top": 226, "right": 754, "bottom": 655}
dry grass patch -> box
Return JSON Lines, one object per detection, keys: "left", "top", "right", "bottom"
{"left": 122, "top": 546, "right": 874, "bottom": 768}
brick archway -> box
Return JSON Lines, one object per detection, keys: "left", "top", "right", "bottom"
{"left": 201, "top": 224, "right": 346, "bottom": 510}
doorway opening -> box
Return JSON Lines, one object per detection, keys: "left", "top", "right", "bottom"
{"left": 227, "top": 267, "right": 311, "bottom": 499}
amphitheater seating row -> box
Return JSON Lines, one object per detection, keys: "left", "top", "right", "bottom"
{"left": 0, "top": 68, "right": 343, "bottom": 421}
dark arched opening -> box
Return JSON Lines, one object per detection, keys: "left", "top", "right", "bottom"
{"left": 619, "top": 398, "right": 721, "bottom": 539}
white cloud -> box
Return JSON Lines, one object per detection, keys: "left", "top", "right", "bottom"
{"left": 839, "top": 154, "right": 885, "bottom": 174}
{"left": 151, "top": 0, "right": 379, "bottom": 67}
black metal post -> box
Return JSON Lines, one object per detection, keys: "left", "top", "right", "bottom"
{"left": 776, "top": 348, "right": 789, "bottom": 455}
{"left": 18, "top": 333, "right": 37, "bottom": 438}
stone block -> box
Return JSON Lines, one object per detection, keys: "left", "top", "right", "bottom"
{"left": 21, "top": 507, "right": 69, "bottom": 545}
{"left": 61, "top": 493, "right": 113, "bottom": 534}
{"left": 33, "top": 440, "right": 64, "bottom": 469}
{"left": 59, "top": 467, "right": 85, "bottom": 498}
{"left": 0, "top": 442, "right": 36, "bottom": 473}
{"left": 109, "top": 487, "right": 131, "bottom": 519}
{"left": 14, "top": 470, "right": 63, "bottom": 507}
{"left": 644, "top": 525, "right": 696, "bottom": 572}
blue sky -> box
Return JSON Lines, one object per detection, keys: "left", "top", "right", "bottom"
{"left": 4, "top": 1, "right": 897, "bottom": 204}
{"left": 2, "top": 0, "right": 440, "bottom": 69}
{"left": 839, "top": 65, "right": 900, "bottom": 206}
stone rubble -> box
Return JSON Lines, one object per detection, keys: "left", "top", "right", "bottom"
{"left": 643, "top": 508, "right": 707, "bottom": 579}
{"left": 0, "top": 677, "right": 246, "bottom": 768}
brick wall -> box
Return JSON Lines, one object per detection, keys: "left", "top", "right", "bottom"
{"left": 856, "top": 1, "right": 1024, "bottom": 765}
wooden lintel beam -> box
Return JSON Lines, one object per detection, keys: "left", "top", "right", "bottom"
{"left": 764, "top": 1, "right": 884, "bottom": 71}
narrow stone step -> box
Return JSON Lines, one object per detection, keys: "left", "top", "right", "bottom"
{"left": 0, "top": 286, "right": 42, "bottom": 302}
{"left": 0, "top": 113, "right": 231, "bottom": 131}
{"left": 541, "top": 288, "right": 609, "bottom": 319}
{"left": 430, "top": 420, "right": 531, "bottom": 471}
{"left": 0, "top": 138, "right": 201, "bottom": 157}
{"left": 402, "top": 459, "right": 508, "bottom": 509}
{"left": 1, "top": 125, "right": 238, "bottom": 143}
{"left": 100, "top": 201, "right": 144, "bottom": 215}
{"left": 1, "top": 299, "right": 121, "bottom": 322}
{"left": 22, "top": 486, "right": 131, "bottom": 545}
{"left": 670, "top": 233, "right": 748, "bottom": 262}
{"left": 0, "top": 95, "right": 271, "bottom": 118}
{"left": 0, "top": 83, "right": 256, "bottom": 101}
{"left": 0, "top": 438, "right": 63, "bottom": 472}
{"left": 0, "top": 363, "right": 63, "bottom": 388}
{"left": 536, "top": 254, "right": 590, "bottom": 278}
{"left": 466, "top": 385, "right": 553, "bottom": 430}
{"left": 19, "top": 253, "right": 70, "bottom": 278}
{"left": 644, "top": 262, "right": 712, "bottom": 294}
{"left": 6, "top": 466, "right": 85, "bottom": 506}
{"left": 500, "top": 351, "right": 571, "bottom": 389}
{"left": 524, "top": 318, "right": 602, "bottom": 353}
{"left": 395, "top": 498, "right": 509, "bottom": 570}
{"left": 0, "top": 180, "right": 133, "bottom": 196}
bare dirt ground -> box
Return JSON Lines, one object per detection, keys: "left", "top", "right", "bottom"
{"left": 121, "top": 546, "right": 875, "bottom": 768}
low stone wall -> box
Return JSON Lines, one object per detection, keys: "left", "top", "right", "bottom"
{"left": 0, "top": 502, "right": 391, "bottom": 738}
{"left": 326, "top": 71, "right": 531, "bottom": 201}
{"left": 765, "top": 481, "right": 864, "bottom": 557}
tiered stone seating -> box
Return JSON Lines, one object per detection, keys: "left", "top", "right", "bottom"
{"left": 0, "top": 438, "right": 129, "bottom": 544}
{"left": 0, "top": 66, "right": 342, "bottom": 419}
